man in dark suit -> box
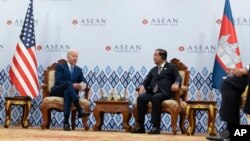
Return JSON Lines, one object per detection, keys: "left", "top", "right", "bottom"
{"left": 50, "top": 49, "right": 90, "bottom": 131}
{"left": 207, "top": 65, "right": 250, "bottom": 141}
{"left": 131, "top": 49, "right": 182, "bottom": 134}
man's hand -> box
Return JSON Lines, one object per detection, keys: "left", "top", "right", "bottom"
{"left": 138, "top": 85, "right": 146, "bottom": 95}
{"left": 73, "top": 82, "right": 87, "bottom": 91}
{"left": 226, "top": 68, "right": 248, "bottom": 77}
{"left": 171, "top": 83, "right": 179, "bottom": 92}
{"left": 73, "top": 83, "right": 81, "bottom": 90}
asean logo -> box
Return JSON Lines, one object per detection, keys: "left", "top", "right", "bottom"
{"left": 36, "top": 45, "right": 43, "bottom": 51}
{"left": 142, "top": 19, "right": 148, "bottom": 25}
{"left": 179, "top": 46, "right": 185, "bottom": 52}
{"left": 72, "top": 19, "right": 78, "bottom": 25}
{"left": 216, "top": 19, "right": 222, "bottom": 24}
{"left": 6, "top": 20, "right": 12, "bottom": 25}
{"left": 105, "top": 46, "right": 112, "bottom": 51}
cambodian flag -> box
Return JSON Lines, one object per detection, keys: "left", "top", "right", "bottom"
{"left": 212, "top": 0, "right": 243, "bottom": 90}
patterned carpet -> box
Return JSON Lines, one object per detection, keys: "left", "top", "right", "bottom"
{"left": 0, "top": 127, "right": 209, "bottom": 141}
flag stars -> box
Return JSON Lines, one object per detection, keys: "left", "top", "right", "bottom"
{"left": 20, "top": 1, "right": 35, "bottom": 48}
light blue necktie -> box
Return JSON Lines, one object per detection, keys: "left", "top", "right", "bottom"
{"left": 70, "top": 65, "right": 74, "bottom": 78}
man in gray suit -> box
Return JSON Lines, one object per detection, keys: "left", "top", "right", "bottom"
{"left": 131, "top": 49, "right": 182, "bottom": 134}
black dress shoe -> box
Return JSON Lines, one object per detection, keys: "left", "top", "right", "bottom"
{"left": 78, "top": 110, "right": 91, "bottom": 118}
{"left": 206, "top": 129, "right": 230, "bottom": 141}
{"left": 131, "top": 127, "right": 145, "bottom": 133}
{"left": 63, "top": 123, "right": 71, "bottom": 131}
{"left": 148, "top": 127, "right": 160, "bottom": 134}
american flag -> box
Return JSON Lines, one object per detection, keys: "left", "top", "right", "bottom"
{"left": 9, "top": 0, "right": 39, "bottom": 99}
{"left": 212, "top": 0, "right": 243, "bottom": 90}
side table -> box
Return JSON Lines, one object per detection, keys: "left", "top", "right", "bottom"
{"left": 186, "top": 101, "right": 217, "bottom": 136}
{"left": 4, "top": 96, "right": 32, "bottom": 128}
{"left": 93, "top": 100, "right": 132, "bottom": 132}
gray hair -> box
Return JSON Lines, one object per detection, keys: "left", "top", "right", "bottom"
{"left": 67, "top": 48, "right": 78, "bottom": 57}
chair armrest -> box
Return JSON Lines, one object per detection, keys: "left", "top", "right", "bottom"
{"left": 41, "top": 84, "right": 47, "bottom": 89}
{"left": 241, "top": 86, "right": 248, "bottom": 107}
{"left": 41, "top": 84, "right": 49, "bottom": 99}
{"left": 173, "top": 88, "right": 181, "bottom": 104}
{"left": 173, "top": 85, "right": 189, "bottom": 104}
{"left": 84, "top": 86, "right": 90, "bottom": 100}
{"left": 180, "top": 86, "right": 188, "bottom": 101}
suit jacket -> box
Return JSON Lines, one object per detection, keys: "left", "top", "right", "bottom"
{"left": 244, "top": 65, "right": 250, "bottom": 113}
{"left": 50, "top": 63, "right": 87, "bottom": 97}
{"left": 142, "top": 62, "right": 182, "bottom": 98}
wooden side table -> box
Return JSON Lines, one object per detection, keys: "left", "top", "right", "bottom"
{"left": 93, "top": 100, "right": 132, "bottom": 132}
{"left": 4, "top": 96, "right": 32, "bottom": 128}
{"left": 186, "top": 101, "right": 217, "bottom": 136}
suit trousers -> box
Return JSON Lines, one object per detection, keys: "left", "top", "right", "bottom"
{"left": 243, "top": 69, "right": 250, "bottom": 113}
{"left": 53, "top": 81, "right": 79, "bottom": 116}
{"left": 220, "top": 76, "right": 248, "bottom": 124}
{"left": 136, "top": 92, "right": 170, "bottom": 128}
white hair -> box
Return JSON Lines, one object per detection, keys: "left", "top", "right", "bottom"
{"left": 67, "top": 48, "right": 78, "bottom": 57}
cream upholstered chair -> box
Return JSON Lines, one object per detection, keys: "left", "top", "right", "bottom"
{"left": 40, "top": 59, "right": 91, "bottom": 130}
{"left": 132, "top": 58, "right": 189, "bottom": 135}
{"left": 241, "top": 86, "right": 248, "bottom": 107}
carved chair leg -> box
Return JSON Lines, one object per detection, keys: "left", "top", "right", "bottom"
{"left": 179, "top": 110, "right": 187, "bottom": 134}
{"left": 170, "top": 111, "right": 178, "bottom": 135}
{"left": 41, "top": 105, "right": 50, "bottom": 129}
{"left": 82, "top": 115, "right": 90, "bottom": 131}
{"left": 83, "top": 105, "right": 90, "bottom": 131}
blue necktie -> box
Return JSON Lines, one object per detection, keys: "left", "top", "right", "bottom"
{"left": 70, "top": 65, "right": 74, "bottom": 78}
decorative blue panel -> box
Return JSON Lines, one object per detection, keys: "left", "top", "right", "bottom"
{"left": 0, "top": 65, "right": 248, "bottom": 134}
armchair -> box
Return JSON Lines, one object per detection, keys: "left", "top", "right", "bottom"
{"left": 132, "top": 58, "right": 189, "bottom": 135}
{"left": 241, "top": 86, "right": 250, "bottom": 123}
{"left": 241, "top": 86, "right": 248, "bottom": 108}
{"left": 40, "top": 59, "right": 90, "bottom": 130}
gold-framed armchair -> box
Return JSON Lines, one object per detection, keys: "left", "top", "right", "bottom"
{"left": 40, "top": 59, "right": 91, "bottom": 131}
{"left": 132, "top": 58, "right": 189, "bottom": 135}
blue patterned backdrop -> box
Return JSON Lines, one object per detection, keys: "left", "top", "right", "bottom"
{"left": 1, "top": 0, "right": 250, "bottom": 136}
{"left": 0, "top": 65, "right": 248, "bottom": 134}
